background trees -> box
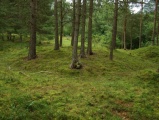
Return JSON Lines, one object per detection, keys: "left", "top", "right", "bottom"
{"left": 0, "top": 0, "right": 158, "bottom": 64}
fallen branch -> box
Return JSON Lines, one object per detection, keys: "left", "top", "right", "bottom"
{"left": 19, "top": 71, "right": 30, "bottom": 77}
{"left": 32, "top": 71, "right": 53, "bottom": 74}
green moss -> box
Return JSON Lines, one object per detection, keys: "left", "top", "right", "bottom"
{"left": 0, "top": 40, "right": 159, "bottom": 119}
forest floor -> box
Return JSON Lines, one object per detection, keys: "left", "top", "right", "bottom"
{"left": 0, "top": 39, "right": 159, "bottom": 120}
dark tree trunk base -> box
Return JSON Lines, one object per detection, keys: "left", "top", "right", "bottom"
{"left": 80, "top": 54, "right": 86, "bottom": 58}
{"left": 28, "top": 55, "right": 36, "bottom": 60}
{"left": 87, "top": 51, "right": 94, "bottom": 55}
{"left": 70, "top": 61, "right": 82, "bottom": 69}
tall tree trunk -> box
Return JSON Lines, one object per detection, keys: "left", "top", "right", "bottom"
{"left": 110, "top": 0, "right": 118, "bottom": 61}
{"left": 1, "top": 34, "right": 4, "bottom": 41}
{"left": 78, "top": 0, "right": 81, "bottom": 36}
{"left": 54, "top": 0, "right": 59, "bottom": 50}
{"left": 152, "top": 0, "right": 158, "bottom": 45}
{"left": 139, "top": 0, "right": 143, "bottom": 48}
{"left": 7, "top": 32, "right": 12, "bottom": 41}
{"left": 123, "top": 16, "right": 127, "bottom": 50}
{"left": 70, "top": 0, "right": 82, "bottom": 69}
{"left": 130, "top": 26, "right": 132, "bottom": 50}
{"left": 71, "top": 0, "right": 75, "bottom": 46}
{"left": 80, "top": 0, "right": 86, "bottom": 58}
{"left": 123, "top": 0, "right": 128, "bottom": 50}
{"left": 121, "top": 34, "right": 124, "bottom": 49}
{"left": 28, "top": 0, "right": 37, "bottom": 60}
{"left": 19, "top": 34, "right": 22, "bottom": 42}
{"left": 87, "top": 0, "right": 93, "bottom": 55}
{"left": 60, "top": 0, "right": 63, "bottom": 47}
{"left": 157, "top": 20, "right": 159, "bottom": 45}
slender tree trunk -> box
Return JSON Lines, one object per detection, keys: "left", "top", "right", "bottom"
{"left": 71, "top": 0, "right": 75, "bottom": 46}
{"left": 87, "top": 0, "right": 93, "bottom": 55}
{"left": 19, "top": 34, "right": 22, "bottom": 42}
{"left": 28, "top": 0, "right": 37, "bottom": 60}
{"left": 110, "top": 0, "right": 118, "bottom": 61}
{"left": 123, "top": 0, "right": 128, "bottom": 50}
{"left": 54, "top": 0, "right": 59, "bottom": 50}
{"left": 139, "top": 0, "right": 143, "bottom": 48}
{"left": 70, "top": 0, "right": 82, "bottom": 69}
{"left": 78, "top": 0, "right": 81, "bottom": 35}
{"left": 121, "top": 34, "right": 124, "bottom": 48}
{"left": 130, "top": 26, "right": 132, "bottom": 50}
{"left": 152, "top": 0, "right": 158, "bottom": 45}
{"left": 9, "top": 33, "right": 12, "bottom": 41}
{"left": 80, "top": 0, "right": 86, "bottom": 58}
{"left": 123, "top": 16, "right": 127, "bottom": 50}
{"left": 7, "top": 32, "right": 12, "bottom": 41}
{"left": 1, "top": 33, "right": 4, "bottom": 41}
{"left": 157, "top": 21, "right": 159, "bottom": 45}
{"left": 7, "top": 34, "right": 9, "bottom": 41}
{"left": 60, "top": 0, "right": 63, "bottom": 47}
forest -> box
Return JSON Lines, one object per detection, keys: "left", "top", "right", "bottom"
{"left": 0, "top": 0, "right": 159, "bottom": 119}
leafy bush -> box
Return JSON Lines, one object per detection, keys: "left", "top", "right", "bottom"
{"left": 93, "top": 34, "right": 109, "bottom": 46}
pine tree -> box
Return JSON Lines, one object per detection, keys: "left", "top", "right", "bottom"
{"left": 28, "top": 0, "right": 37, "bottom": 60}
{"left": 87, "top": 0, "right": 93, "bottom": 55}
{"left": 71, "top": 0, "right": 75, "bottom": 46}
{"left": 80, "top": 0, "right": 86, "bottom": 58}
{"left": 54, "top": 0, "right": 59, "bottom": 50}
{"left": 152, "top": 0, "right": 158, "bottom": 45}
{"left": 70, "top": 0, "right": 82, "bottom": 69}
{"left": 110, "top": 0, "right": 118, "bottom": 60}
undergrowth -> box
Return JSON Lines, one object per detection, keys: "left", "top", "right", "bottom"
{"left": 0, "top": 40, "right": 159, "bottom": 120}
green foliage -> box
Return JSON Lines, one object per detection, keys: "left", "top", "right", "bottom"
{"left": 0, "top": 0, "right": 157, "bottom": 49}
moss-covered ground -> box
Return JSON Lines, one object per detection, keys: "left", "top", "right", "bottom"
{"left": 0, "top": 39, "right": 159, "bottom": 120}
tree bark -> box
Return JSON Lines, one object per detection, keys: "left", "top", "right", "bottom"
{"left": 1, "top": 34, "right": 4, "bottom": 41}
{"left": 28, "top": 0, "right": 37, "bottom": 60}
{"left": 139, "top": 0, "right": 143, "bottom": 48}
{"left": 110, "top": 0, "right": 118, "bottom": 61}
{"left": 130, "top": 26, "right": 132, "bottom": 50}
{"left": 87, "top": 0, "right": 93, "bottom": 55}
{"left": 78, "top": 0, "right": 81, "bottom": 35}
{"left": 152, "top": 0, "right": 158, "bottom": 45}
{"left": 60, "top": 0, "right": 63, "bottom": 47}
{"left": 19, "top": 34, "right": 23, "bottom": 42}
{"left": 7, "top": 32, "right": 12, "bottom": 41}
{"left": 123, "top": 16, "right": 127, "bottom": 50}
{"left": 70, "top": 0, "right": 82, "bottom": 69}
{"left": 54, "top": 0, "right": 59, "bottom": 50}
{"left": 71, "top": 0, "right": 75, "bottom": 46}
{"left": 157, "top": 20, "right": 159, "bottom": 45}
{"left": 80, "top": 0, "right": 86, "bottom": 58}
{"left": 123, "top": 0, "right": 128, "bottom": 50}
